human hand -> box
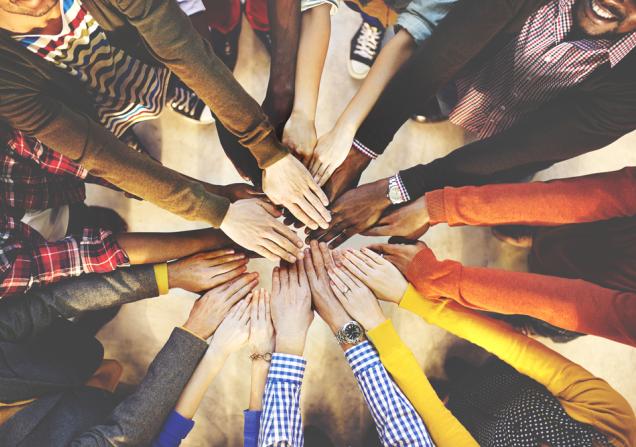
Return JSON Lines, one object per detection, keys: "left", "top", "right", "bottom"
{"left": 262, "top": 153, "right": 331, "bottom": 230}
{"left": 322, "top": 148, "right": 371, "bottom": 202}
{"left": 308, "top": 126, "right": 356, "bottom": 186}
{"left": 249, "top": 288, "right": 275, "bottom": 356}
{"left": 183, "top": 272, "right": 259, "bottom": 339}
{"left": 367, "top": 239, "right": 429, "bottom": 276}
{"left": 270, "top": 262, "right": 314, "bottom": 356}
{"left": 282, "top": 112, "right": 317, "bottom": 164}
{"left": 209, "top": 295, "right": 252, "bottom": 356}
{"left": 220, "top": 198, "right": 303, "bottom": 263}
{"left": 303, "top": 240, "right": 351, "bottom": 333}
{"left": 168, "top": 249, "right": 249, "bottom": 293}
{"left": 334, "top": 247, "right": 407, "bottom": 304}
{"left": 203, "top": 182, "right": 266, "bottom": 203}
{"left": 309, "top": 178, "right": 391, "bottom": 247}
{"left": 327, "top": 266, "right": 386, "bottom": 331}
{"left": 363, "top": 196, "right": 430, "bottom": 238}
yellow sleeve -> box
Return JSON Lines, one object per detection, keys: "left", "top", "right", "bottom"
{"left": 367, "top": 319, "right": 478, "bottom": 447}
{"left": 153, "top": 263, "right": 170, "bottom": 296}
{"left": 399, "top": 285, "right": 636, "bottom": 447}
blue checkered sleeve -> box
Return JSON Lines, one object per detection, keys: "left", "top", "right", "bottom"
{"left": 345, "top": 342, "right": 434, "bottom": 447}
{"left": 258, "top": 353, "right": 307, "bottom": 446}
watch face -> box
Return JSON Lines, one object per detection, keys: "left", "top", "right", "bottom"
{"left": 388, "top": 185, "right": 403, "bottom": 204}
{"left": 343, "top": 322, "right": 363, "bottom": 342}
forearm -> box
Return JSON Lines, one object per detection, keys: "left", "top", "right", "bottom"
{"left": 174, "top": 345, "right": 228, "bottom": 419}
{"left": 367, "top": 320, "right": 478, "bottom": 446}
{"left": 289, "top": 4, "right": 331, "bottom": 122}
{"left": 426, "top": 167, "right": 636, "bottom": 227}
{"left": 71, "top": 328, "right": 208, "bottom": 447}
{"left": 116, "top": 228, "right": 233, "bottom": 264}
{"left": 249, "top": 360, "right": 270, "bottom": 411}
{"left": 336, "top": 29, "right": 415, "bottom": 134}
{"left": 406, "top": 247, "right": 636, "bottom": 347}
{"left": 0, "top": 265, "right": 158, "bottom": 342}
{"left": 263, "top": 0, "right": 301, "bottom": 129}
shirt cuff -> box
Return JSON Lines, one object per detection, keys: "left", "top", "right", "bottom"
{"left": 344, "top": 341, "right": 381, "bottom": 375}
{"left": 243, "top": 410, "right": 262, "bottom": 445}
{"left": 398, "top": 284, "right": 428, "bottom": 315}
{"left": 268, "top": 354, "right": 307, "bottom": 384}
{"left": 391, "top": 173, "right": 411, "bottom": 203}
{"left": 425, "top": 189, "right": 447, "bottom": 225}
{"left": 156, "top": 410, "right": 195, "bottom": 443}
{"left": 153, "top": 263, "right": 170, "bottom": 295}
{"left": 79, "top": 229, "right": 130, "bottom": 274}
{"left": 178, "top": 325, "right": 208, "bottom": 343}
{"left": 366, "top": 319, "right": 403, "bottom": 356}
{"left": 352, "top": 138, "right": 380, "bottom": 159}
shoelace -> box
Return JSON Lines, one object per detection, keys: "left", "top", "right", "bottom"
{"left": 171, "top": 87, "right": 199, "bottom": 117}
{"left": 354, "top": 22, "right": 381, "bottom": 60}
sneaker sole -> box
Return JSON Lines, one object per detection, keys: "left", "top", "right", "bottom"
{"left": 347, "top": 58, "right": 370, "bottom": 80}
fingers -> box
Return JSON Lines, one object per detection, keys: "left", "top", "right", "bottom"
{"left": 367, "top": 243, "right": 400, "bottom": 257}
{"left": 279, "top": 264, "right": 290, "bottom": 292}
{"left": 202, "top": 248, "right": 236, "bottom": 260}
{"left": 330, "top": 266, "right": 360, "bottom": 290}
{"left": 210, "top": 265, "right": 249, "bottom": 286}
{"left": 227, "top": 277, "right": 259, "bottom": 306}
{"left": 271, "top": 267, "right": 281, "bottom": 296}
{"left": 250, "top": 291, "right": 259, "bottom": 323}
{"left": 339, "top": 252, "right": 369, "bottom": 281}
{"left": 307, "top": 173, "right": 330, "bottom": 207}
{"left": 361, "top": 225, "right": 393, "bottom": 237}
{"left": 261, "top": 239, "right": 297, "bottom": 264}
{"left": 208, "top": 253, "right": 246, "bottom": 267}
{"left": 264, "top": 290, "right": 272, "bottom": 322}
{"left": 329, "top": 278, "right": 348, "bottom": 307}
{"left": 360, "top": 247, "right": 386, "bottom": 265}
{"left": 328, "top": 228, "right": 354, "bottom": 248}
{"left": 328, "top": 267, "right": 348, "bottom": 293}
{"left": 272, "top": 219, "right": 303, "bottom": 249}
{"left": 237, "top": 295, "right": 252, "bottom": 323}
{"left": 291, "top": 194, "right": 329, "bottom": 230}
{"left": 304, "top": 189, "right": 332, "bottom": 227}
{"left": 309, "top": 240, "right": 327, "bottom": 276}
{"left": 289, "top": 261, "right": 299, "bottom": 287}
{"left": 318, "top": 241, "right": 335, "bottom": 270}
{"left": 257, "top": 200, "right": 284, "bottom": 218}
{"left": 296, "top": 255, "right": 308, "bottom": 287}
{"left": 315, "top": 162, "right": 332, "bottom": 187}
{"left": 211, "top": 259, "right": 248, "bottom": 275}
{"left": 265, "top": 231, "right": 301, "bottom": 263}
{"left": 287, "top": 203, "right": 318, "bottom": 231}
{"left": 257, "top": 244, "right": 283, "bottom": 263}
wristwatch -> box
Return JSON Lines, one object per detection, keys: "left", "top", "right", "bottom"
{"left": 335, "top": 321, "right": 365, "bottom": 345}
{"left": 387, "top": 175, "right": 407, "bottom": 205}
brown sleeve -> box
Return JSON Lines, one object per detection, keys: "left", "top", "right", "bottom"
{"left": 5, "top": 91, "right": 230, "bottom": 226}
{"left": 113, "top": 0, "right": 288, "bottom": 168}
{"left": 425, "top": 167, "right": 636, "bottom": 227}
{"left": 405, "top": 245, "right": 636, "bottom": 347}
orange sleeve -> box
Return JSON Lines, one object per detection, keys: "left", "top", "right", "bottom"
{"left": 425, "top": 166, "right": 636, "bottom": 226}
{"left": 405, "top": 246, "right": 636, "bottom": 347}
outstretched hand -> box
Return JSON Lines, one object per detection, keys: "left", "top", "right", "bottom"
{"left": 220, "top": 198, "right": 303, "bottom": 264}
{"left": 334, "top": 247, "right": 407, "bottom": 304}
{"left": 209, "top": 295, "right": 252, "bottom": 356}
{"left": 262, "top": 153, "right": 331, "bottom": 230}
{"left": 367, "top": 239, "right": 428, "bottom": 276}
{"left": 168, "top": 249, "right": 249, "bottom": 292}
{"left": 249, "top": 288, "right": 275, "bottom": 356}
{"left": 270, "top": 262, "right": 314, "bottom": 356}
{"left": 363, "top": 196, "right": 430, "bottom": 238}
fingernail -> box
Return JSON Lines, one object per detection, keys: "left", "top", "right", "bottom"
{"left": 297, "top": 251, "right": 304, "bottom": 260}
{"left": 297, "top": 241, "right": 304, "bottom": 248}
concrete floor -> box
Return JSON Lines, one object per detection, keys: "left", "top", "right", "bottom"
{"left": 88, "top": 6, "right": 636, "bottom": 446}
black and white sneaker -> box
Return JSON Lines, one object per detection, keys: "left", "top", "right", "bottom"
{"left": 168, "top": 78, "right": 215, "bottom": 124}
{"left": 349, "top": 18, "right": 385, "bottom": 80}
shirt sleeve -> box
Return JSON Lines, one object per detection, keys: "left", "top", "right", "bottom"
{"left": 344, "top": 341, "right": 434, "bottom": 447}
{"left": 398, "top": 284, "right": 636, "bottom": 447}
{"left": 366, "top": 320, "right": 478, "bottom": 446}
{"left": 244, "top": 410, "right": 262, "bottom": 447}
{"left": 425, "top": 167, "right": 636, "bottom": 227}
{"left": 258, "top": 353, "right": 306, "bottom": 447}
{"left": 151, "top": 410, "right": 195, "bottom": 447}
{"left": 405, "top": 245, "right": 636, "bottom": 347}
{"left": 0, "top": 216, "right": 129, "bottom": 298}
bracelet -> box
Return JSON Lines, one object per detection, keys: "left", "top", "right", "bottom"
{"left": 250, "top": 352, "right": 272, "bottom": 362}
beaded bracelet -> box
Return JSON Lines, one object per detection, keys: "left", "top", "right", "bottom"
{"left": 250, "top": 352, "right": 272, "bottom": 362}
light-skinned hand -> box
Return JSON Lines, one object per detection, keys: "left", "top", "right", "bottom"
{"left": 282, "top": 112, "right": 317, "bottom": 165}
{"left": 309, "top": 125, "right": 356, "bottom": 186}
{"left": 249, "top": 288, "right": 275, "bottom": 356}
{"left": 303, "top": 241, "right": 351, "bottom": 333}
{"left": 334, "top": 247, "right": 407, "bottom": 304}
{"left": 262, "top": 153, "right": 331, "bottom": 230}
{"left": 327, "top": 266, "right": 386, "bottom": 331}
{"left": 363, "top": 196, "right": 430, "bottom": 238}
{"left": 270, "top": 262, "right": 314, "bottom": 356}
{"left": 168, "top": 249, "right": 249, "bottom": 292}
{"left": 220, "top": 198, "right": 303, "bottom": 264}
{"left": 367, "top": 240, "right": 428, "bottom": 276}
{"left": 209, "top": 295, "right": 252, "bottom": 356}
{"left": 183, "top": 272, "right": 259, "bottom": 340}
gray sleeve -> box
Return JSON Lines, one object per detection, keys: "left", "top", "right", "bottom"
{"left": 0, "top": 265, "right": 158, "bottom": 343}
{"left": 70, "top": 327, "right": 208, "bottom": 447}
{"left": 396, "top": 0, "right": 459, "bottom": 45}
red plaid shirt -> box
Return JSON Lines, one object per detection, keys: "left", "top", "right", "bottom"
{"left": 0, "top": 127, "right": 117, "bottom": 211}
{"left": 449, "top": 0, "right": 636, "bottom": 139}
{"left": 0, "top": 215, "right": 129, "bottom": 297}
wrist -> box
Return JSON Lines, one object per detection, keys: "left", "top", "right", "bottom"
{"left": 362, "top": 315, "right": 387, "bottom": 332}
{"left": 325, "top": 310, "right": 352, "bottom": 334}
{"left": 182, "top": 320, "right": 212, "bottom": 341}
{"left": 334, "top": 116, "right": 359, "bottom": 137}
{"left": 206, "top": 341, "right": 231, "bottom": 360}
{"left": 375, "top": 178, "right": 392, "bottom": 208}
{"left": 290, "top": 108, "right": 315, "bottom": 124}
{"left": 275, "top": 335, "right": 306, "bottom": 357}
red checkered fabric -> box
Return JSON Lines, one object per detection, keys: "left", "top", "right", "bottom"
{"left": 449, "top": 0, "right": 636, "bottom": 139}
{"left": 0, "top": 128, "right": 116, "bottom": 211}
{"left": 0, "top": 214, "right": 129, "bottom": 298}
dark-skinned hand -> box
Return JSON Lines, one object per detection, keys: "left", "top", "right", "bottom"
{"left": 309, "top": 178, "right": 391, "bottom": 247}
{"left": 367, "top": 238, "right": 428, "bottom": 276}
{"left": 322, "top": 147, "right": 371, "bottom": 203}
{"left": 363, "top": 196, "right": 430, "bottom": 239}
